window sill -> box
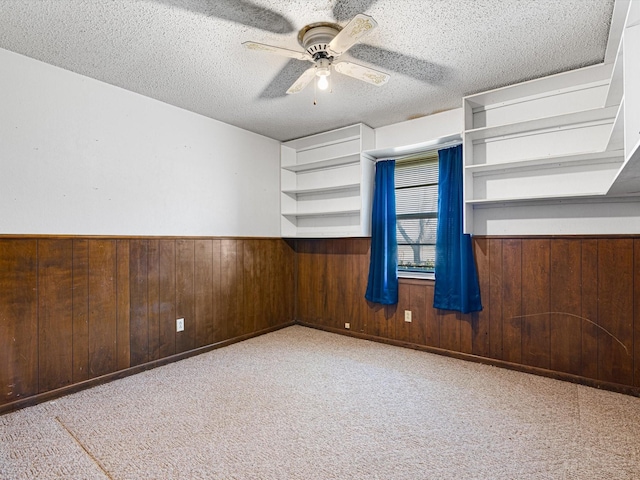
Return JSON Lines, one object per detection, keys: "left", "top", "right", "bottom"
{"left": 398, "top": 271, "right": 435, "bottom": 282}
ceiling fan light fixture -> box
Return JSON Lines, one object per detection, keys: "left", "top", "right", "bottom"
{"left": 317, "top": 74, "right": 330, "bottom": 91}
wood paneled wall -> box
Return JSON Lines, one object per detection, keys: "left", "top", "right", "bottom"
{"left": 294, "top": 237, "right": 640, "bottom": 393}
{"left": 0, "top": 237, "right": 294, "bottom": 409}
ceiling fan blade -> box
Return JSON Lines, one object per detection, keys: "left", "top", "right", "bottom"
{"left": 347, "top": 44, "right": 451, "bottom": 85}
{"left": 328, "top": 14, "right": 378, "bottom": 56}
{"left": 243, "top": 42, "right": 310, "bottom": 61}
{"left": 286, "top": 68, "right": 317, "bottom": 94}
{"left": 154, "top": 0, "right": 295, "bottom": 34}
{"left": 259, "top": 60, "right": 311, "bottom": 99}
{"left": 334, "top": 62, "right": 390, "bottom": 86}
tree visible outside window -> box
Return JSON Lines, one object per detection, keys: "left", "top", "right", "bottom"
{"left": 395, "top": 153, "right": 438, "bottom": 274}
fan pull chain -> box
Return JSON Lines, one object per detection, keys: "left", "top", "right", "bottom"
{"left": 313, "top": 75, "right": 317, "bottom": 105}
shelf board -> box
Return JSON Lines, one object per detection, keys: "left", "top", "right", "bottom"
{"left": 466, "top": 150, "right": 624, "bottom": 175}
{"left": 466, "top": 192, "right": 608, "bottom": 206}
{"left": 605, "top": 99, "right": 625, "bottom": 151}
{"left": 604, "top": 38, "right": 624, "bottom": 107}
{"left": 607, "top": 138, "right": 640, "bottom": 195}
{"left": 463, "top": 63, "right": 611, "bottom": 109}
{"left": 465, "top": 105, "right": 618, "bottom": 141}
{"left": 282, "top": 183, "right": 360, "bottom": 196}
{"left": 282, "top": 153, "right": 360, "bottom": 172}
{"left": 281, "top": 209, "right": 360, "bottom": 218}
{"left": 282, "top": 124, "right": 362, "bottom": 151}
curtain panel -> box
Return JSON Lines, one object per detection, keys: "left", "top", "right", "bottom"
{"left": 433, "top": 145, "right": 482, "bottom": 313}
{"left": 365, "top": 159, "right": 398, "bottom": 305}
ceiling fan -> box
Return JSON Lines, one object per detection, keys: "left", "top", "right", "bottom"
{"left": 242, "top": 14, "right": 390, "bottom": 95}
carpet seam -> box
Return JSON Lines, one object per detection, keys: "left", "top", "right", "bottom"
{"left": 55, "top": 416, "right": 114, "bottom": 480}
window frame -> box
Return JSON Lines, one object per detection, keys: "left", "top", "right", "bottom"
{"left": 394, "top": 152, "right": 439, "bottom": 280}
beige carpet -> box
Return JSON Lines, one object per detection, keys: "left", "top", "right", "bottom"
{"left": 1, "top": 325, "right": 639, "bottom": 479}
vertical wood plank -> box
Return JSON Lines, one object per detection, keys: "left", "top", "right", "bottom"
{"left": 347, "top": 238, "right": 369, "bottom": 334}
{"left": 325, "top": 240, "right": 339, "bottom": 329}
{"left": 409, "top": 284, "right": 427, "bottom": 345}
{"left": 282, "top": 239, "right": 296, "bottom": 325}
{"left": 296, "top": 239, "right": 312, "bottom": 323}
{"left": 424, "top": 283, "right": 439, "bottom": 347}
{"left": 333, "top": 239, "right": 348, "bottom": 331}
{"left": 72, "top": 239, "right": 89, "bottom": 382}
{"left": 158, "top": 240, "right": 176, "bottom": 358}
{"left": 394, "top": 283, "right": 411, "bottom": 342}
{"left": 87, "top": 240, "right": 117, "bottom": 378}
{"left": 314, "top": 241, "right": 328, "bottom": 326}
{"left": 597, "top": 239, "right": 633, "bottom": 385}
{"left": 147, "top": 239, "right": 161, "bottom": 361}
{"left": 368, "top": 302, "right": 388, "bottom": 338}
{"left": 237, "top": 240, "right": 247, "bottom": 331}
{"left": 195, "top": 239, "right": 214, "bottom": 346}
{"left": 438, "top": 309, "right": 460, "bottom": 351}
{"left": 502, "top": 239, "right": 522, "bottom": 364}
{"left": 549, "top": 239, "right": 582, "bottom": 375}
{"left": 221, "top": 239, "right": 238, "bottom": 340}
{"left": 521, "top": 239, "right": 550, "bottom": 369}
{"left": 488, "top": 239, "right": 503, "bottom": 359}
{"left": 459, "top": 313, "right": 473, "bottom": 355}
{"left": 38, "top": 239, "right": 73, "bottom": 392}
{"left": 472, "top": 237, "right": 490, "bottom": 356}
{"left": 129, "top": 240, "right": 149, "bottom": 367}
{"left": 176, "top": 239, "right": 195, "bottom": 352}
{"left": 581, "top": 239, "right": 599, "bottom": 379}
{"left": 0, "top": 240, "right": 38, "bottom": 404}
{"left": 242, "top": 239, "right": 256, "bottom": 335}
{"left": 211, "top": 239, "right": 222, "bottom": 341}
{"left": 344, "top": 239, "right": 357, "bottom": 332}
{"left": 635, "top": 239, "right": 640, "bottom": 387}
{"left": 116, "top": 239, "right": 130, "bottom": 371}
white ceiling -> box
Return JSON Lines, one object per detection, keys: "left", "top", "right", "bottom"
{"left": 0, "top": 0, "right": 616, "bottom": 142}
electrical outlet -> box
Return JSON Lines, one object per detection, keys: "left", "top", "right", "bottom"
{"left": 404, "top": 310, "right": 412, "bottom": 322}
{"left": 345, "top": 322, "right": 350, "bottom": 329}
{"left": 176, "top": 318, "right": 185, "bottom": 332}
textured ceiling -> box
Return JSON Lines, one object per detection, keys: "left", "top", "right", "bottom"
{"left": 0, "top": 0, "right": 615, "bottom": 141}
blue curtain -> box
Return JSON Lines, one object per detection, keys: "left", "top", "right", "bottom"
{"left": 365, "top": 160, "right": 398, "bottom": 305}
{"left": 434, "top": 145, "right": 482, "bottom": 313}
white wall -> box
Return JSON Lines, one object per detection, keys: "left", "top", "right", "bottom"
{"left": 0, "top": 48, "right": 281, "bottom": 236}
{"left": 374, "top": 109, "right": 462, "bottom": 151}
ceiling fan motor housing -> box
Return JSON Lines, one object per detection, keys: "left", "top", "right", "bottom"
{"left": 298, "top": 23, "right": 341, "bottom": 61}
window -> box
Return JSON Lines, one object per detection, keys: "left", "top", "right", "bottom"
{"left": 395, "top": 152, "right": 439, "bottom": 276}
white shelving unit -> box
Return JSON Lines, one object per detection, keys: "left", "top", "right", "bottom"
{"left": 280, "top": 124, "right": 375, "bottom": 238}
{"left": 461, "top": 53, "right": 633, "bottom": 233}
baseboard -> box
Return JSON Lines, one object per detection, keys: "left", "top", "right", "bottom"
{"left": 0, "top": 321, "right": 295, "bottom": 416}
{"left": 297, "top": 321, "right": 640, "bottom": 398}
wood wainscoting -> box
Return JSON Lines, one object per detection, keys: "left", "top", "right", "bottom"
{"left": 294, "top": 237, "right": 640, "bottom": 396}
{"left": 0, "top": 237, "right": 295, "bottom": 413}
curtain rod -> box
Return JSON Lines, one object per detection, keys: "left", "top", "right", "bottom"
{"left": 374, "top": 139, "right": 462, "bottom": 163}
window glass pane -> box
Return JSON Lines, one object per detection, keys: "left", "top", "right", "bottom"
{"left": 395, "top": 159, "right": 438, "bottom": 189}
{"left": 398, "top": 244, "right": 436, "bottom": 272}
{"left": 397, "top": 218, "right": 437, "bottom": 245}
{"left": 396, "top": 185, "right": 438, "bottom": 215}
{"left": 395, "top": 156, "right": 439, "bottom": 274}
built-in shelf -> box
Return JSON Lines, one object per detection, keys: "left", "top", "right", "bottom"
{"left": 467, "top": 192, "right": 608, "bottom": 206}
{"left": 282, "top": 124, "right": 362, "bottom": 151}
{"left": 463, "top": 63, "right": 611, "bottom": 109}
{"left": 282, "top": 209, "right": 360, "bottom": 218}
{"left": 606, "top": 99, "right": 625, "bottom": 151}
{"left": 280, "top": 124, "right": 375, "bottom": 237}
{"left": 282, "top": 183, "right": 360, "bottom": 196}
{"left": 465, "top": 105, "right": 618, "bottom": 141}
{"left": 281, "top": 153, "right": 360, "bottom": 172}
{"left": 466, "top": 150, "right": 624, "bottom": 175}
{"left": 604, "top": 39, "right": 624, "bottom": 107}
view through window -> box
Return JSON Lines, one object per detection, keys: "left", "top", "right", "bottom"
{"left": 395, "top": 152, "right": 439, "bottom": 275}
